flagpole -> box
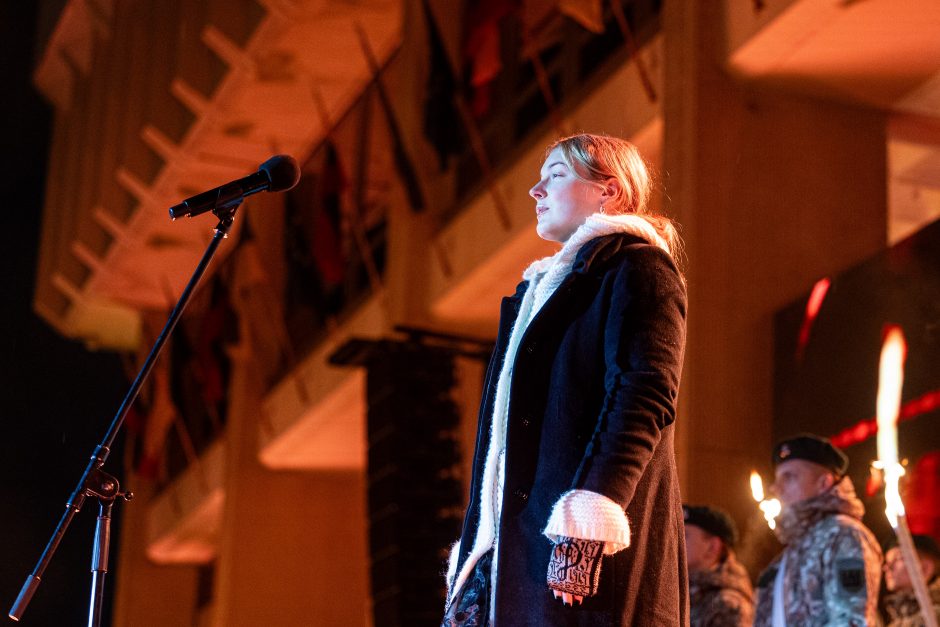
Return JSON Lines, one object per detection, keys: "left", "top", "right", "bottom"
{"left": 353, "top": 22, "right": 426, "bottom": 214}
{"left": 519, "top": 33, "right": 569, "bottom": 137}
{"left": 610, "top": 0, "right": 657, "bottom": 104}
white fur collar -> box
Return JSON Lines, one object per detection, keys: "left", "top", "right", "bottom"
{"left": 523, "top": 213, "right": 669, "bottom": 281}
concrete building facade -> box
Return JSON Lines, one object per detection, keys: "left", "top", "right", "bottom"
{"left": 29, "top": 0, "right": 940, "bottom": 624}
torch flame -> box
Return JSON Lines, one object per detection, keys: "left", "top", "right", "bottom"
{"left": 749, "top": 470, "right": 781, "bottom": 530}
{"left": 870, "top": 327, "right": 936, "bottom": 627}
{"left": 750, "top": 471, "right": 764, "bottom": 501}
{"left": 759, "top": 499, "right": 782, "bottom": 530}
{"left": 876, "top": 326, "right": 907, "bottom": 528}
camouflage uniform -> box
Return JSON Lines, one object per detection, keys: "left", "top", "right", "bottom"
{"left": 689, "top": 551, "right": 754, "bottom": 627}
{"left": 754, "top": 477, "right": 882, "bottom": 626}
{"left": 883, "top": 576, "right": 940, "bottom": 627}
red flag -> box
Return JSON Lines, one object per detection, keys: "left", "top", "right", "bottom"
{"left": 463, "top": 0, "right": 518, "bottom": 117}
{"left": 309, "top": 140, "right": 347, "bottom": 289}
{"left": 284, "top": 140, "right": 348, "bottom": 305}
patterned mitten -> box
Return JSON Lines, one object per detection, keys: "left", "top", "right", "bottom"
{"left": 546, "top": 537, "right": 605, "bottom": 597}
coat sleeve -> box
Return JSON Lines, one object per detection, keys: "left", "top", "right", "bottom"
{"left": 572, "top": 245, "right": 687, "bottom": 508}
{"left": 821, "top": 525, "right": 882, "bottom": 627}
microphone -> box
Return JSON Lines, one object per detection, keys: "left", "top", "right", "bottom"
{"left": 169, "top": 154, "right": 301, "bottom": 219}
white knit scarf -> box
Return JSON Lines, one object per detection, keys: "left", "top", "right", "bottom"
{"left": 446, "top": 213, "right": 671, "bottom": 608}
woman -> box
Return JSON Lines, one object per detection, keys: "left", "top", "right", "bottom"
{"left": 442, "top": 133, "right": 689, "bottom": 626}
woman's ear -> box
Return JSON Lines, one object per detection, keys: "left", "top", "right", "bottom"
{"left": 600, "top": 177, "right": 620, "bottom": 203}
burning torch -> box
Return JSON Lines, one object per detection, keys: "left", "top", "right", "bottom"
{"left": 750, "top": 471, "right": 781, "bottom": 530}
{"left": 874, "top": 325, "right": 937, "bottom": 627}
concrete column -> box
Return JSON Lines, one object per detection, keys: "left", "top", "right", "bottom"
{"left": 112, "top": 479, "right": 202, "bottom": 627}
{"left": 662, "top": 1, "right": 887, "bottom": 526}
{"left": 210, "top": 347, "right": 370, "bottom": 627}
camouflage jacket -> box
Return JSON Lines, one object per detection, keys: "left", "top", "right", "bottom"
{"left": 754, "top": 477, "right": 882, "bottom": 626}
{"left": 883, "top": 576, "right": 940, "bottom": 627}
{"left": 689, "top": 551, "right": 754, "bottom": 627}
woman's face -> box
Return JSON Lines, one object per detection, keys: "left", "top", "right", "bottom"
{"left": 529, "top": 147, "right": 605, "bottom": 243}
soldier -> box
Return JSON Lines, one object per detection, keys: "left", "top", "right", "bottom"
{"left": 683, "top": 504, "right": 754, "bottom": 626}
{"left": 882, "top": 534, "right": 940, "bottom": 626}
{"left": 754, "top": 433, "right": 882, "bottom": 626}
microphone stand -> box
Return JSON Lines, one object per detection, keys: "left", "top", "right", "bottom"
{"left": 9, "top": 203, "right": 240, "bottom": 625}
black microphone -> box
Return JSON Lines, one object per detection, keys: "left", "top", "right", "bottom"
{"left": 169, "top": 154, "right": 301, "bottom": 219}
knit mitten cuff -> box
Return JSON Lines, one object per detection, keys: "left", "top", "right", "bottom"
{"left": 543, "top": 489, "right": 630, "bottom": 555}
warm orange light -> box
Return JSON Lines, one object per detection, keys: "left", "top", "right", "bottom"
{"left": 796, "top": 277, "right": 831, "bottom": 360}
{"left": 760, "top": 499, "right": 782, "bottom": 530}
{"left": 750, "top": 470, "right": 781, "bottom": 530}
{"left": 750, "top": 470, "right": 764, "bottom": 501}
{"left": 876, "top": 326, "right": 907, "bottom": 528}
{"left": 871, "top": 327, "right": 935, "bottom": 627}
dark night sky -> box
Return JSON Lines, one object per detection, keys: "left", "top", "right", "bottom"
{"left": 2, "top": 4, "right": 127, "bottom": 625}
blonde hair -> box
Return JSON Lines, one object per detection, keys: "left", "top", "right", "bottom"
{"left": 548, "top": 133, "right": 682, "bottom": 260}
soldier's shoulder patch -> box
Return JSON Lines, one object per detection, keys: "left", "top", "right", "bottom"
{"left": 836, "top": 557, "right": 865, "bottom": 595}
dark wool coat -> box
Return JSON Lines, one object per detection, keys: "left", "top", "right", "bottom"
{"left": 452, "top": 232, "right": 689, "bottom": 626}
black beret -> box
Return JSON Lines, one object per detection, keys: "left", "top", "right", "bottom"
{"left": 884, "top": 534, "right": 940, "bottom": 561}
{"left": 772, "top": 433, "right": 848, "bottom": 476}
{"left": 683, "top": 504, "right": 738, "bottom": 547}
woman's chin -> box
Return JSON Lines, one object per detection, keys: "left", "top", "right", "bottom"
{"left": 536, "top": 223, "right": 561, "bottom": 243}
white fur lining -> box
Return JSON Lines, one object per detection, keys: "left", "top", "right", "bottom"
{"left": 445, "top": 538, "right": 462, "bottom": 599}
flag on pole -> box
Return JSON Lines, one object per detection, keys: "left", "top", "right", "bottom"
{"left": 462, "top": 0, "right": 517, "bottom": 117}
{"left": 355, "top": 24, "right": 426, "bottom": 212}
{"left": 422, "top": 0, "right": 464, "bottom": 170}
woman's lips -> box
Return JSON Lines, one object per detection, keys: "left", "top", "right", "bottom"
{"left": 536, "top": 205, "right": 548, "bottom": 217}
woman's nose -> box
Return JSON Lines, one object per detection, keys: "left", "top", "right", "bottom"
{"left": 529, "top": 182, "right": 545, "bottom": 199}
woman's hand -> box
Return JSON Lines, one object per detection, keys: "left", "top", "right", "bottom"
{"left": 546, "top": 537, "right": 604, "bottom": 606}
{"left": 552, "top": 588, "right": 583, "bottom": 606}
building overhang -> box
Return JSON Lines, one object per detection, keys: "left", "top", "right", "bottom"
{"left": 33, "top": 0, "right": 402, "bottom": 351}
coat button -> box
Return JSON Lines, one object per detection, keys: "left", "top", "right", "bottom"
{"left": 525, "top": 342, "right": 536, "bottom": 354}
{"left": 514, "top": 488, "right": 529, "bottom": 501}
{"left": 521, "top": 417, "right": 531, "bottom": 427}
